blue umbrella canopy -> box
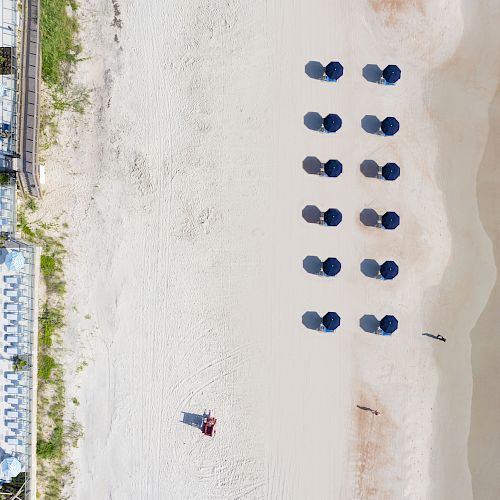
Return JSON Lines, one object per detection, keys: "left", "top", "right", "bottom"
{"left": 0, "top": 457, "right": 22, "bottom": 479}
{"left": 383, "top": 65, "right": 401, "bottom": 84}
{"left": 381, "top": 211, "right": 400, "bottom": 229}
{"left": 323, "top": 114, "right": 342, "bottom": 133}
{"left": 380, "top": 260, "right": 399, "bottom": 280}
{"left": 325, "top": 61, "right": 344, "bottom": 81}
{"left": 324, "top": 159, "right": 343, "bottom": 177}
{"left": 5, "top": 251, "right": 25, "bottom": 272}
{"left": 379, "top": 315, "right": 398, "bottom": 334}
{"left": 381, "top": 162, "right": 400, "bottom": 181}
{"left": 380, "top": 117, "right": 400, "bottom": 136}
{"left": 322, "top": 257, "right": 341, "bottom": 276}
{"left": 323, "top": 312, "right": 341, "bottom": 330}
{"left": 324, "top": 208, "right": 342, "bottom": 226}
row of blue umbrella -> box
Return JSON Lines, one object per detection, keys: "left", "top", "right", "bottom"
{"left": 320, "top": 160, "right": 400, "bottom": 180}
{"left": 310, "top": 66, "right": 401, "bottom": 337}
{"left": 322, "top": 63, "right": 401, "bottom": 84}
{"left": 321, "top": 208, "right": 400, "bottom": 229}
{"left": 321, "top": 114, "right": 399, "bottom": 135}
{"left": 321, "top": 312, "right": 398, "bottom": 334}
{"left": 319, "top": 258, "right": 398, "bottom": 279}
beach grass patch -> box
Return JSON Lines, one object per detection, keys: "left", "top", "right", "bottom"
{"left": 40, "top": 0, "right": 80, "bottom": 88}
{"left": 39, "top": 354, "right": 57, "bottom": 380}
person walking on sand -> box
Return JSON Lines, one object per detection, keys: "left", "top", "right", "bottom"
{"left": 357, "top": 405, "right": 380, "bottom": 416}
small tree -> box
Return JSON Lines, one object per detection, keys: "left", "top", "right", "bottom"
{"left": 13, "top": 357, "right": 27, "bottom": 371}
{"left": 0, "top": 172, "right": 10, "bottom": 185}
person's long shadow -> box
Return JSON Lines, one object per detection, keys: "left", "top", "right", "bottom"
{"left": 303, "top": 256, "right": 322, "bottom": 274}
{"left": 305, "top": 61, "right": 324, "bottom": 79}
{"left": 302, "top": 311, "right": 321, "bottom": 330}
{"left": 303, "top": 156, "right": 321, "bottom": 175}
{"left": 180, "top": 412, "right": 204, "bottom": 429}
{"left": 362, "top": 64, "right": 382, "bottom": 83}
{"left": 360, "top": 160, "right": 379, "bottom": 178}
{"left": 360, "top": 209, "right": 378, "bottom": 227}
{"left": 303, "top": 205, "right": 321, "bottom": 223}
{"left": 304, "top": 112, "right": 323, "bottom": 131}
{"left": 360, "top": 314, "right": 379, "bottom": 333}
{"left": 360, "top": 259, "right": 379, "bottom": 278}
{"left": 361, "top": 115, "right": 380, "bottom": 134}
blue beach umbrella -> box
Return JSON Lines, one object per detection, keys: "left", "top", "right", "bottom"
{"left": 322, "top": 257, "right": 341, "bottom": 276}
{"left": 324, "top": 159, "right": 343, "bottom": 177}
{"left": 0, "top": 457, "right": 22, "bottom": 479}
{"left": 381, "top": 162, "right": 400, "bottom": 181}
{"left": 323, "top": 114, "right": 342, "bottom": 133}
{"left": 323, "top": 312, "right": 341, "bottom": 331}
{"left": 381, "top": 117, "right": 400, "bottom": 136}
{"left": 325, "top": 61, "right": 344, "bottom": 81}
{"left": 324, "top": 208, "right": 342, "bottom": 226}
{"left": 380, "top": 260, "right": 399, "bottom": 280}
{"left": 5, "top": 251, "right": 25, "bottom": 272}
{"left": 383, "top": 65, "right": 401, "bottom": 84}
{"left": 381, "top": 211, "right": 400, "bottom": 229}
{"left": 379, "top": 315, "right": 398, "bottom": 334}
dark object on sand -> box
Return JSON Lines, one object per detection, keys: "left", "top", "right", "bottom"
{"left": 323, "top": 208, "right": 343, "bottom": 227}
{"left": 324, "top": 61, "right": 344, "bottom": 81}
{"left": 380, "top": 117, "right": 400, "bottom": 136}
{"left": 381, "top": 211, "right": 400, "bottom": 230}
{"left": 379, "top": 260, "right": 399, "bottom": 280}
{"left": 322, "top": 312, "right": 341, "bottom": 332}
{"left": 381, "top": 162, "right": 400, "bottom": 181}
{"left": 322, "top": 258, "right": 341, "bottom": 277}
{"left": 322, "top": 114, "right": 342, "bottom": 133}
{"left": 323, "top": 159, "right": 343, "bottom": 177}
{"left": 382, "top": 65, "right": 401, "bottom": 84}
{"left": 379, "top": 315, "right": 398, "bottom": 334}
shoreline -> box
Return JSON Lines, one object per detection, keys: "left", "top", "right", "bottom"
{"left": 425, "top": 1, "right": 500, "bottom": 498}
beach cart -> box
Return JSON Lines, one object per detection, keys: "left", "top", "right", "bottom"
{"left": 202, "top": 410, "right": 217, "bottom": 437}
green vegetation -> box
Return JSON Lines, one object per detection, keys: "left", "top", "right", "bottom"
{"left": 13, "top": 356, "right": 27, "bottom": 371}
{"left": 26, "top": 196, "right": 38, "bottom": 212}
{"left": 40, "top": 0, "right": 80, "bottom": 88}
{"left": 38, "top": 354, "right": 56, "bottom": 380}
{"left": 0, "top": 172, "right": 10, "bottom": 185}
{"left": 76, "top": 360, "right": 87, "bottom": 373}
{"left": 36, "top": 2, "right": 87, "bottom": 495}
{"left": 17, "top": 206, "right": 80, "bottom": 498}
{"left": 71, "top": 397, "right": 79, "bottom": 406}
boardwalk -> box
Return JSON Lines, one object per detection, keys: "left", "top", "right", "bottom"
{"left": 18, "top": 0, "right": 40, "bottom": 198}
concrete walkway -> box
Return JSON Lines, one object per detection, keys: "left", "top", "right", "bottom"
{"left": 18, "top": 0, "right": 40, "bottom": 198}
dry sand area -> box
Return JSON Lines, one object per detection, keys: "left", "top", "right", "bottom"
{"left": 39, "top": 0, "right": 500, "bottom": 498}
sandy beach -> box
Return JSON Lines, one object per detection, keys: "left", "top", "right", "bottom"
{"left": 38, "top": 0, "right": 500, "bottom": 498}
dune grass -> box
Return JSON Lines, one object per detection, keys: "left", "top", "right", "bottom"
{"left": 40, "top": 0, "right": 80, "bottom": 88}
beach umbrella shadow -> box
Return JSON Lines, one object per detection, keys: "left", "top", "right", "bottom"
{"left": 360, "top": 314, "right": 379, "bottom": 333}
{"left": 361, "top": 115, "right": 381, "bottom": 134}
{"left": 360, "top": 208, "right": 378, "bottom": 227}
{"left": 303, "top": 156, "right": 321, "bottom": 174}
{"left": 302, "top": 205, "right": 321, "bottom": 223}
{"left": 360, "top": 160, "right": 379, "bottom": 178}
{"left": 304, "top": 112, "right": 323, "bottom": 131}
{"left": 362, "top": 64, "right": 382, "bottom": 83}
{"left": 180, "top": 412, "right": 204, "bottom": 429}
{"left": 303, "top": 256, "right": 322, "bottom": 274}
{"left": 302, "top": 311, "right": 322, "bottom": 330}
{"left": 305, "top": 61, "right": 324, "bottom": 79}
{"left": 360, "top": 259, "right": 379, "bottom": 278}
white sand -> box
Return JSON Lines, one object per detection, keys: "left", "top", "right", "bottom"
{"left": 38, "top": 0, "right": 500, "bottom": 498}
